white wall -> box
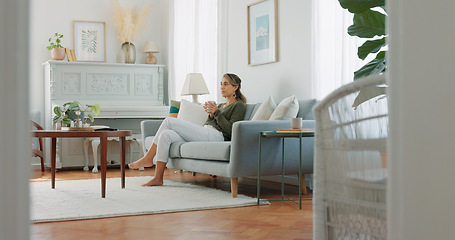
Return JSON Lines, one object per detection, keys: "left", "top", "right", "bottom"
{"left": 226, "top": 0, "right": 313, "bottom": 104}
{"left": 388, "top": 0, "right": 455, "bottom": 239}
{"left": 30, "top": 0, "right": 168, "bottom": 122}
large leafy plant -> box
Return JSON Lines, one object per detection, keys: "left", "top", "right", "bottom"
{"left": 338, "top": 0, "right": 387, "bottom": 108}
{"left": 53, "top": 101, "right": 100, "bottom": 125}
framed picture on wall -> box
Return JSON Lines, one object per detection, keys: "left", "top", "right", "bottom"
{"left": 73, "top": 21, "right": 106, "bottom": 62}
{"left": 247, "top": 0, "right": 278, "bottom": 66}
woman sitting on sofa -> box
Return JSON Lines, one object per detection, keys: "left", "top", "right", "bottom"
{"left": 128, "top": 73, "right": 247, "bottom": 186}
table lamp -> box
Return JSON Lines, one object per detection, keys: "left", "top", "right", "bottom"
{"left": 143, "top": 41, "right": 159, "bottom": 64}
{"left": 181, "top": 73, "right": 210, "bottom": 104}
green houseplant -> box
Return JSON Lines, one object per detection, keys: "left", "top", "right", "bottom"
{"left": 53, "top": 101, "right": 101, "bottom": 125}
{"left": 47, "top": 32, "right": 66, "bottom": 60}
{"left": 338, "top": 0, "right": 387, "bottom": 108}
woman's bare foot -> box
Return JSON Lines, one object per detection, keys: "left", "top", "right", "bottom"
{"left": 128, "top": 157, "right": 154, "bottom": 170}
{"left": 141, "top": 177, "right": 163, "bottom": 187}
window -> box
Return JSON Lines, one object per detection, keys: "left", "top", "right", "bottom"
{"left": 170, "top": 0, "right": 221, "bottom": 103}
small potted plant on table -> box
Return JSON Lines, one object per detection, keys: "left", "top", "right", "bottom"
{"left": 53, "top": 101, "right": 101, "bottom": 129}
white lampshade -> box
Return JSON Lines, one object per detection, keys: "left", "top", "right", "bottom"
{"left": 181, "top": 73, "right": 210, "bottom": 104}
{"left": 143, "top": 41, "right": 159, "bottom": 53}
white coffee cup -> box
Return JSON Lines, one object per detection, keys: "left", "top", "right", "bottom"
{"left": 206, "top": 101, "right": 216, "bottom": 113}
{"left": 291, "top": 117, "right": 302, "bottom": 129}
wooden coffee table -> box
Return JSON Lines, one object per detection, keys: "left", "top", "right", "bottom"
{"left": 32, "top": 130, "right": 132, "bottom": 198}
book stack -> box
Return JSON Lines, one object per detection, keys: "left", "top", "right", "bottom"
{"left": 275, "top": 128, "right": 314, "bottom": 133}
{"left": 68, "top": 127, "right": 94, "bottom": 131}
{"left": 65, "top": 48, "right": 77, "bottom": 62}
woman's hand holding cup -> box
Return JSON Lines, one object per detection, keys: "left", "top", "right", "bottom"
{"left": 204, "top": 101, "right": 217, "bottom": 118}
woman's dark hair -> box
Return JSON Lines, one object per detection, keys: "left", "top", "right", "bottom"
{"left": 223, "top": 73, "right": 247, "bottom": 103}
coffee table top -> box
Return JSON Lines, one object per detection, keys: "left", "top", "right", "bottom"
{"left": 32, "top": 130, "right": 132, "bottom": 138}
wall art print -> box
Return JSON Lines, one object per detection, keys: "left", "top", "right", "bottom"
{"left": 73, "top": 21, "right": 106, "bottom": 62}
{"left": 248, "top": 0, "right": 278, "bottom": 66}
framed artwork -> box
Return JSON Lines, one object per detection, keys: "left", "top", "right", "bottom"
{"left": 73, "top": 21, "right": 106, "bottom": 62}
{"left": 247, "top": 0, "right": 278, "bottom": 66}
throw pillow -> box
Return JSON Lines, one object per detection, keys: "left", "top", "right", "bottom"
{"left": 168, "top": 100, "right": 180, "bottom": 118}
{"left": 251, "top": 96, "right": 276, "bottom": 120}
{"left": 177, "top": 99, "right": 208, "bottom": 126}
{"left": 269, "top": 95, "right": 299, "bottom": 120}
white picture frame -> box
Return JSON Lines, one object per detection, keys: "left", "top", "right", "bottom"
{"left": 73, "top": 21, "right": 106, "bottom": 62}
{"left": 248, "top": 0, "right": 278, "bottom": 66}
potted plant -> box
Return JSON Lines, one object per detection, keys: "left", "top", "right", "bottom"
{"left": 47, "top": 32, "right": 66, "bottom": 60}
{"left": 53, "top": 101, "right": 101, "bottom": 127}
{"left": 337, "top": 0, "right": 387, "bottom": 108}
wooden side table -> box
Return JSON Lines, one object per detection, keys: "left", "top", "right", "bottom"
{"left": 257, "top": 130, "right": 315, "bottom": 209}
{"left": 32, "top": 130, "right": 132, "bottom": 198}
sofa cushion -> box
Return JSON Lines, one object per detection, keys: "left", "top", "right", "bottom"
{"left": 169, "top": 141, "right": 184, "bottom": 158}
{"left": 269, "top": 95, "right": 299, "bottom": 120}
{"left": 296, "top": 99, "right": 318, "bottom": 120}
{"left": 251, "top": 96, "right": 276, "bottom": 120}
{"left": 179, "top": 142, "right": 231, "bottom": 162}
{"left": 168, "top": 100, "right": 180, "bottom": 118}
{"left": 249, "top": 103, "right": 261, "bottom": 119}
{"left": 177, "top": 99, "right": 207, "bottom": 126}
{"left": 243, "top": 103, "right": 257, "bottom": 120}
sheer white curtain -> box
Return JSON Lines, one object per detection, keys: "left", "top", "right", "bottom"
{"left": 168, "top": 0, "right": 225, "bottom": 103}
{"left": 311, "top": 0, "right": 367, "bottom": 100}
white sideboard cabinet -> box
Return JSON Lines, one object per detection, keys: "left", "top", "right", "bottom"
{"left": 43, "top": 61, "right": 168, "bottom": 168}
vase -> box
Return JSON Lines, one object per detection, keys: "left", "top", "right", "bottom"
{"left": 116, "top": 48, "right": 125, "bottom": 63}
{"left": 121, "top": 42, "right": 136, "bottom": 64}
{"left": 67, "top": 111, "right": 85, "bottom": 122}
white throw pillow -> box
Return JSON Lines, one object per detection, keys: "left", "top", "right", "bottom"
{"left": 177, "top": 99, "right": 208, "bottom": 126}
{"left": 269, "top": 95, "right": 299, "bottom": 120}
{"left": 251, "top": 96, "right": 277, "bottom": 120}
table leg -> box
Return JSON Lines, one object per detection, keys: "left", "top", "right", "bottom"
{"left": 51, "top": 137, "right": 56, "bottom": 189}
{"left": 257, "top": 134, "right": 262, "bottom": 205}
{"left": 121, "top": 137, "right": 126, "bottom": 188}
{"left": 91, "top": 140, "right": 100, "bottom": 173}
{"left": 83, "top": 139, "right": 90, "bottom": 171}
{"left": 281, "top": 138, "right": 285, "bottom": 200}
{"left": 299, "top": 133, "right": 302, "bottom": 209}
{"left": 100, "top": 136, "right": 107, "bottom": 198}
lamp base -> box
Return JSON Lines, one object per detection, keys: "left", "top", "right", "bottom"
{"left": 191, "top": 95, "right": 201, "bottom": 104}
{"left": 145, "top": 52, "right": 157, "bottom": 64}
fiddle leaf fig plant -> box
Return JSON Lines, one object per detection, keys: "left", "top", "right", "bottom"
{"left": 53, "top": 101, "right": 101, "bottom": 124}
{"left": 338, "top": 0, "right": 387, "bottom": 108}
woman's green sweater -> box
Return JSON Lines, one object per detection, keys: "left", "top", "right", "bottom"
{"left": 204, "top": 101, "right": 246, "bottom": 141}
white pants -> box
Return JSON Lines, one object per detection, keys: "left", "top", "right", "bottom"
{"left": 152, "top": 117, "right": 224, "bottom": 163}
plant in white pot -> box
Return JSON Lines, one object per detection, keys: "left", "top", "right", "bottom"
{"left": 47, "top": 32, "right": 65, "bottom": 60}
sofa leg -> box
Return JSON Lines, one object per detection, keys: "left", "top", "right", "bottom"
{"left": 230, "top": 178, "right": 238, "bottom": 198}
{"left": 301, "top": 174, "right": 308, "bottom": 195}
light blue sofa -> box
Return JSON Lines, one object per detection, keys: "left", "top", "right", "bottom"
{"left": 140, "top": 99, "right": 318, "bottom": 197}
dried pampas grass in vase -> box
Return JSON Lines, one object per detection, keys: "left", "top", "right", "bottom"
{"left": 112, "top": 0, "right": 153, "bottom": 63}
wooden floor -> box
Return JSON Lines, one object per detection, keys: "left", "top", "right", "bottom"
{"left": 30, "top": 167, "right": 313, "bottom": 240}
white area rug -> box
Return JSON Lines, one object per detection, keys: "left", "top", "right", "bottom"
{"left": 31, "top": 177, "right": 268, "bottom": 223}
